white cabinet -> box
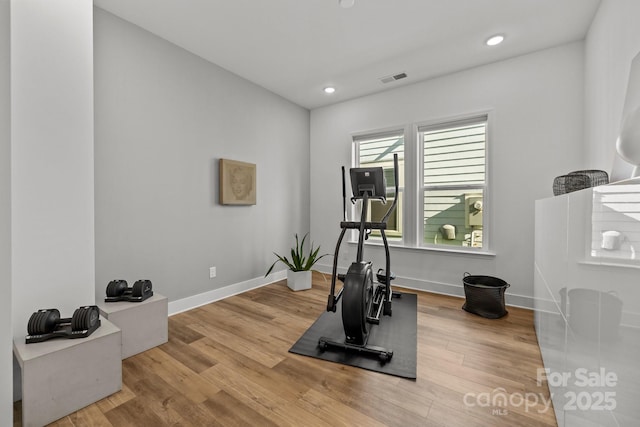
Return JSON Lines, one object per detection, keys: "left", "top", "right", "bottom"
{"left": 534, "top": 178, "right": 640, "bottom": 427}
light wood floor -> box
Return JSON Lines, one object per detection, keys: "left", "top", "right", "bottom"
{"left": 15, "top": 272, "right": 557, "bottom": 426}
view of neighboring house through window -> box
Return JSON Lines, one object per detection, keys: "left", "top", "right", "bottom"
{"left": 353, "top": 114, "right": 488, "bottom": 251}
{"left": 354, "top": 132, "right": 404, "bottom": 241}
{"left": 420, "top": 116, "right": 487, "bottom": 248}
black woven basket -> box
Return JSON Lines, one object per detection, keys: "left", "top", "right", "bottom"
{"left": 569, "top": 170, "right": 609, "bottom": 186}
{"left": 553, "top": 174, "right": 590, "bottom": 196}
{"left": 462, "top": 273, "right": 510, "bottom": 319}
{"left": 553, "top": 169, "right": 609, "bottom": 196}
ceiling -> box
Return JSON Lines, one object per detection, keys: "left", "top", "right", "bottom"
{"left": 93, "top": 0, "right": 602, "bottom": 110}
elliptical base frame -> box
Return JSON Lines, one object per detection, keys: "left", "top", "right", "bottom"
{"left": 318, "top": 335, "right": 393, "bottom": 362}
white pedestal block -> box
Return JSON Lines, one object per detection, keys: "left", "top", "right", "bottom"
{"left": 13, "top": 319, "right": 122, "bottom": 427}
{"left": 97, "top": 293, "right": 168, "bottom": 359}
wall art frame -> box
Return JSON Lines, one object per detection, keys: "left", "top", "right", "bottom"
{"left": 219, "top": 158, "right": 256, "bottom": 205}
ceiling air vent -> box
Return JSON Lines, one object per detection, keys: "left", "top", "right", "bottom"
{"left": 379, "top": 72, "right": 407, "bottom": 84}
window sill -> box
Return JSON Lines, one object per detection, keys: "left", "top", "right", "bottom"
{"left": 347, "top": 240, "right": 496, "bottom": 257}
{"left": 578, "top": 259, "right": 640, "bottom": 270}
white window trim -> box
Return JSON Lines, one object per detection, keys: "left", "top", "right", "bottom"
{"left": 348, "top": 111, "right": 493, "bottom": 256}
{"left": 416, "top": 113, "right": 491, "bottom": 254}
{"left": 350, "top": 126, "right": 407, "bottom": 246}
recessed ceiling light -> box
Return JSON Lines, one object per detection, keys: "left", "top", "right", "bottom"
{"left": 339, "top": 0, "right": 355, "bottom": 8}
{"left": 324, "top": 87, "right": 336, "bottom": 94}
{"left": 486, "top": 34, "right": 505, "bottom": 46}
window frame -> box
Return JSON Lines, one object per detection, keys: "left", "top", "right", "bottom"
{"left": 417, "top": 115, "right": 489, "bottom": 252}
{"left": 352, "top": 128, "right": 406, "bottom": 245}
{"left": 350, "top": 112, "right": 493, "bottom": 255}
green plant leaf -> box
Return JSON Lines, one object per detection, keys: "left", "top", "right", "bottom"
{"left": 304, "top": 245, "right": 320, "bottom": 270}
{"left": 265, "top": 232, "right": 331, "bottom": 276}
{"left": 264, "top": 253, "right": 295, "bottom": 277}
{"left": 292, "top": 248, "right": 305, "bottom": 270}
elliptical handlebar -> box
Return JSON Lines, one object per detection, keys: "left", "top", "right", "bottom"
{"left": 380, "top": 153, "right": 399, "bottom": 225}
{"left": 341, "top": 166, "right": 347, "bottom": 222}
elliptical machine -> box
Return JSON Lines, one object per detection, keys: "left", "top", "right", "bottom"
{"left": 318, "top": 154, "right": 399, "bottom": 362}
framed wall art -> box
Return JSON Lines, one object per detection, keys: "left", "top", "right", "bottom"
{"left": 219, "top": 159, "right": 256, "bottom": 205}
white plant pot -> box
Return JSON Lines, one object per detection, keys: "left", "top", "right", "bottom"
{"left": 287, "top": 270, "right": 312, "bottom": 291}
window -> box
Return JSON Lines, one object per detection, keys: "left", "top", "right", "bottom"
{"left": 420, "top": 117, "right": 487, "bottom": 248}
{"left": 354, "top": 132, "right": 404, "bottom": 241}
{"left": 353, "top": 114, "right": 488, "bottom": 252}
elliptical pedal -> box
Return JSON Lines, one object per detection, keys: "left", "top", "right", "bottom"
{"left": 376, "top": 268, "right": 396, "bottom": 284}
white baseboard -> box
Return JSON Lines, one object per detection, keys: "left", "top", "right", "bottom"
{"left": 622, "top": 311, "right": 640, "bottom": 329}
{"left": 168, "top": 270, "right": 286, "bottom": 316}
{"left": 168, "top": 264, "right": 538, "bottom": 316}
{"left": 315, "top": 262, "right": 535, "bottom": 310}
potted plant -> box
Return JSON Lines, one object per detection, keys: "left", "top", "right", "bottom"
{"left": 265, "top": 233, "right": 329, "bottom": 291}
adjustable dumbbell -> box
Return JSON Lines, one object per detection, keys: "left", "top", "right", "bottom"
{"left": 27, "top": 306, "right": 100, "bottom": 335}
{"left": 105, "top": 279, "right": 153, "bottom": 302}
{"left": 105, "top": 279, "right": 128, "bottom": 298}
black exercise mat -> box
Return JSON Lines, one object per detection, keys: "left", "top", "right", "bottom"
{"left": 289, "top": 292, "right": 417, "bottom": 379}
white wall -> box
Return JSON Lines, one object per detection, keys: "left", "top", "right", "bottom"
{"left": 93, "top": 9, "right": 310, "bottom": 304}
{"left": 10, "top": 0, "right": 95, "bottom": 335}
{"left": 585, "top": 0, "right": 640, "bottom": 181}
{"left": 310, "top": 43, "right": 585, "bottom": 307}
{"left": 0, "top": 0, "right": 11, "bottom": 422}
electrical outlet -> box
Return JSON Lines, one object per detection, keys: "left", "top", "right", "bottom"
{"left": 209, "top": 267, "right": 216, "bottom": 278}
